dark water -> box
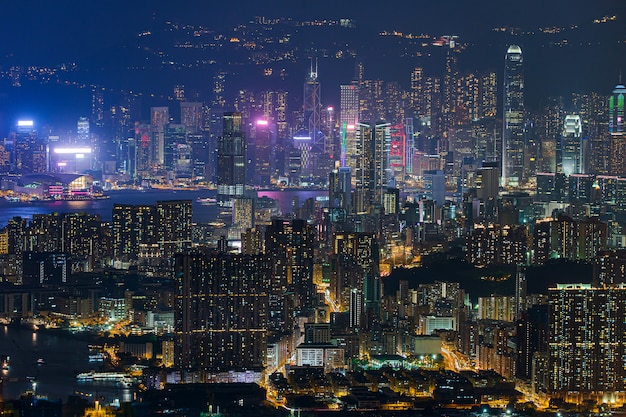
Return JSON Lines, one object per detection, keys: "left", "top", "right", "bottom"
{"left": 0, "top": 189, "right": 328, "bottom": 228}
{"left": 0, "top": 326, "right": 132, "bottom": 403}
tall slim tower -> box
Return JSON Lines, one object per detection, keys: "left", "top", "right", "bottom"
{"left": 304, "top": 59, "right": 323, "bottom": 154}
{"left": 217, "top": 112, "right": 246, "bottom": 200}
{"left": 503, "top": 45, "right": 525, "bottom": 187}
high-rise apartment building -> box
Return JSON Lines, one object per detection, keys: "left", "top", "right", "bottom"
{"left": 264, "top": 219, "right": 315, "bottom": 332}
{"left": 175, "top": 250, "right": 270, "bottom": 370}
{"left": 548, "top": 284, "right": 626, "bottom": 400}
{"left": 156, "top": 200, "right": 192, "bottom": 259}
{"left": 112, "top": 204, "right": 157, "bottom": 261}
{"left": 502, "top": 45, "right": 525, "bottom": 187}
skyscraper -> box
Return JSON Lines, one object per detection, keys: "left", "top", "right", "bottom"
{"left": 355, "top": 121, "right": 391, "bottom": 212}
{"left": 609, "top": 82, "right": 626, "bottom": 175}
{"left": 340, "top": 81, "right": 360, "bottom": 169}
{"left": 560, "top": 115, "right": 583, "bottom": 175}
{"left": 217, "top": 112, "right": 246, "bottom": 200}
{"left": 502, "top": 45, "right": 525, "bottom": 187}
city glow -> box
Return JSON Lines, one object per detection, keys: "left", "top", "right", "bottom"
{"left": 256, "top": 119, "right": 268, "bottom": 125}
{"left": 17, "top": 120, "right": 34, "bottom": 127}
{"left": 53, "top": 147, "right": 92, "bottom": 154}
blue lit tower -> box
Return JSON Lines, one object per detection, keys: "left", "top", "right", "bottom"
{"left": 502, "top": 45, "right": 525, "bottom": 187}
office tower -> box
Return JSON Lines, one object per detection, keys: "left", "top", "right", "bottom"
{"left": 560, "top": 115, "right": 583, "bottom": 175}
{"left": 175, "top": 250, "right": 269, "bottom": 370}
{"left": 442, "top": 50, "right": 459, "bottom": 129}
{"left": 112, "top": 204, "right": 157, "bottom": 261}
{"left": 609, "top": 82, "right": 625, "bottom": 134}
{"left": 480, "top": 72, "right": 498, "bottom": 118}
{"left": 151, "top": 106, "right": 169, "bottom": 166}
{"left": 423, "top": 170, "right": 446, "bottom": 207}
{"left": 329, "top": 167, "right": 352, "bottom": 212}
{"left": 134, "top": 122, "right": 152, "bottom": 174}
{"left": 156, "top": 200, "right": 192, "bottom": 259}
{"left": 10, "top": 120, "right": 46, "bottom": 173}
{"left": 91, "top": 88, "right": 104, "bottom": 127}
{"left": 410, "top": 67, "right": 424, "bottom": 116}
{"left": 388, "top": 124, "right": 405, "bottom": 184}
{"left": 217, "top": 112, "right": 246, "bottom": 200}
{"left": 180, "top": 102, "right": 203, "bottom": 134}
{"left": 609, "top": 82, "right": 626, "bottom": 175}
{"left": 355, "top": 121, "right": 391, "bottom": 211}
{"left": 341, "top": 81, "right": 360, "bottom": 168}
{"left": 163, "top": 124, "right": 186, "bottom": 172}
{"left": 502, "top": 45, "right": 525, "bottom": 187}
{"left": 476, "top": 163, "right": 499, "bottom": 200}
{"left": 548, "top": 284, "right": 626, "bottom": 398}
{"left": 265, "top": 219, "right": 315, "bottom": 323}
{"left": 304, "top": 59, "right": 323, "bottom": 155}
{"left": 250, "top": 119, "right": 274, "bottom": 186}
{"left": 77, "top": 117, "right": 90, "bottom": 143}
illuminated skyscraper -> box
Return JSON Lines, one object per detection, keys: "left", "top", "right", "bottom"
{"left": 250, "top": 119, "right": 274, "bottom": 186}
{"left": 609, "top": 82, "right": 625, "bottom": 135}
{"left": 304, "top": 59, "right": 323, "bottom": 155}
{"left": 340, "top": 81, "right": 359, "bottom": 168}
{"left": 217, "top": 112, "right": 246, "bottom": 200}
{"left": 354, "top": 121, "right": 391, "bottom": 211}
{"left": 180, "top": 102, "right": 203, "bottom": 134}
{"left": 151, "top": 106, "right": 169, "bottom": 166}
{"left": 609, "top": 83, "right": 626, "bottom": 175}
{"left": 77, "top": 117, "right": 90, "bottom": 143}
{"left": 502, "top": 45, "right": 525, "bottom": 186}
{"left": 560, "top": 115, "right": 583, "bottom": 175}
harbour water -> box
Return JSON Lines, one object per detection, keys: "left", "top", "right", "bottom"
{"left": 0, "top": 325, "right": 133, "bottom": 403}
{"left": 0, "top": 188, "right": 328, "bottom": 227}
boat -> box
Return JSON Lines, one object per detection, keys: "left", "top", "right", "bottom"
{"left": 196, "top": 197, "right": 217, "bottom": 205}
{"left": 76, "top": 371, "right": 130, "bottom": 382}
{"left": 88, "top": 353, "right": 105, "bottom": 362}
{"left": 1, "top": 354, "right": 9, "bottom": 370}
{"left": 36, "top": 358, "right": 45, "bottom": 365}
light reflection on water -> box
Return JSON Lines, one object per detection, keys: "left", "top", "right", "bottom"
{"left": 0, "top": 326, "right": 132, "bottom": 404}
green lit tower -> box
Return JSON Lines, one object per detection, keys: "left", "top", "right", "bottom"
{"left": 609, "top": 82, "right": 625, "bottom": 135}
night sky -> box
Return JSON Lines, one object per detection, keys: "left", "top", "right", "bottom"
{"left": 3, "top": 0, "right": 624, "bottom": 61}
{"left": 1, "top": 0, "right": 625, "bottom": 131}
